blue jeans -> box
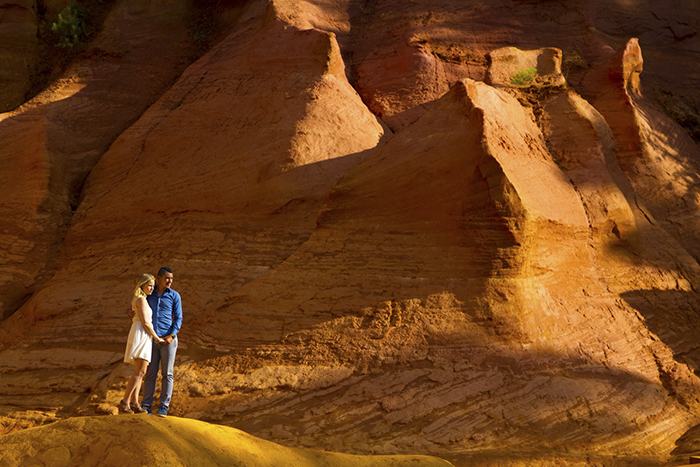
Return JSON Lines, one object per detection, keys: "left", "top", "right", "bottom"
{"left": 141, "top": 336, "right": 177, "bottom": 411}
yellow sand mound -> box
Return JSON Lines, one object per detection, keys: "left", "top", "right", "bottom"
{"left": 0, "top": 415, "right": 454, "bottom": 467}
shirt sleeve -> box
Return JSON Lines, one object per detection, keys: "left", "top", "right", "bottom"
{"left": 169, "top": 292, "right": 183, "bottom": 336}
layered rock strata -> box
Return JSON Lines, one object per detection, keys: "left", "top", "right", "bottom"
{"left": 1, "top": 0, "right": 700, "bottom": 466}
{"left": 0, "top": 0, "right": 386, "bottom": 431}
{"left": 181, "top": 51, "right": 700, "bottom": 461}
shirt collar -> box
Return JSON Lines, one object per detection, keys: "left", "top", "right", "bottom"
{"left": 155, "top": 287, "right": 172, "bottom": 297}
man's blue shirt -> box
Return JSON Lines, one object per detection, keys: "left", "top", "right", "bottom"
{"left": 146, "top": 287, "right": 183, "bottom": 338}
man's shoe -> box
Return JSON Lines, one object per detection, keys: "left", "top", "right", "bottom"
{"left": 156, "top": 407, "right": 168, "bottom": 418}
{"left": 130, "top": 403, "right": 147, "bottom": 414}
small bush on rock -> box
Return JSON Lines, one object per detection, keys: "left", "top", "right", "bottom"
{"left": 510, "top": 67, "right": 538, "bottom": 86}
{"left": 51, "top": 2, "right": 88, "bottom": 48}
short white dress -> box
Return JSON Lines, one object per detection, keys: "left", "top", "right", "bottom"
{"left": 123, "top": 298, "right": 155, "bottom": 364}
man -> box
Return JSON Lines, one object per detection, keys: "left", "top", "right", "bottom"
{"left": 132, "top": 266, "right": 183, "bottom": 417}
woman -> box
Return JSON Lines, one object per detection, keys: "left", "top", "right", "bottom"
{"left": 120, "top": 273, "right": 164, "bottom": 413}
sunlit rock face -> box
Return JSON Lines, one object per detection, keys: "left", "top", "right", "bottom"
{"left": 2, "top": 1, "right": 700, "bottom": 466}
{"left": 183, "top": 56, "right": 700, "bottom": 461}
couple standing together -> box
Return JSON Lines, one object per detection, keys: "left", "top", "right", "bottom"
{"left": 120, "top": 266, "right": 183, "bottom": 417}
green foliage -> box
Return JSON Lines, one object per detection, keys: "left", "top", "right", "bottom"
{"left": 510, "top": 67, "right": 538, "bottom": 86}
{"left": 51, "top": 2, "right": 88, "bottom": 48}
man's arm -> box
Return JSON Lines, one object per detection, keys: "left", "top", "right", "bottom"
{"left": 163, "top": 293, "right": 183, "bottom": 345}
{"left": 171, "top": 293, "right": 183, "bottom": 336}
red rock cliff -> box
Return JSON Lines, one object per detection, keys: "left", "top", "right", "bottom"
{"left": 1, "top": 1, "right": 700, "bottom": 466}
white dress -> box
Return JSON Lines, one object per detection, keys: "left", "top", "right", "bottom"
{"left": 123, "top": 298, "right": 155, "bottom": 363}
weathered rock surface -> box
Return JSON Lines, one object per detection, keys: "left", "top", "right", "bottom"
{"left": 0, "top": 0, "right": 38, "bottom": 112}
{"left": 581, "top": 38, "right": 700, "bottom": 264}
{"left": 0, "top": 0, "right": 386, "bottom": 433}
{"left": 0, "top": 415, "right": 454, "bottom": 467}
{"left": 182, "top": 69, "right": 700, "bottom": 463}
{"left": 336, "top": 0, "right": 700, "bottom": 132}
{"left": 0, "top": 0, "right": 385, "bottom": 338}
{"left": 0, "top": 0, "right": 196, "bottom": 321}
{"left": 1, "top": 1, "right": 700, "bottom": 466}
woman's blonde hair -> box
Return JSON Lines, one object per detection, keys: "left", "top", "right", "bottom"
{"left": 133, "top": 273, "right": 155, "bottom": 298}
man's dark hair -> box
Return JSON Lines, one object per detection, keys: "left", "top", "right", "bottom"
{"left": 157, "top": 266, "right": 173, "bottom": 277}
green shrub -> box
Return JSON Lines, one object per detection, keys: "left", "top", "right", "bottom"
{"left": 510, "top": 67, "right": 537, "bottom": 86}
{"left": 51, "top": 2, "right": 88, "bottom": 48}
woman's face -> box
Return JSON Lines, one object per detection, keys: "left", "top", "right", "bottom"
{"left": 142, "top": 281, "right": 155, "bottom": 295}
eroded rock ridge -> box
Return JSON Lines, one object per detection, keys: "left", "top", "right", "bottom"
{"left": 1, "top": 1, "right": 700, "bottom": 466}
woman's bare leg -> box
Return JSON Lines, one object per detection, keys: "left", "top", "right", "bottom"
{"left": 130, "top": 359, "right": 148, "bottom": 406}
{"left": 123, "top": 358, "right": 148, "bottom": 405}
{"left": 123, "top": 366, "right": 137, "bottom": 405}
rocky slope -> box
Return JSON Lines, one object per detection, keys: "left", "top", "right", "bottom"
{"left": 1, "top": 0, "right": 700, "bottom": 466}
{"left": 0, "top": 415, "right": 454, "bottom": 467}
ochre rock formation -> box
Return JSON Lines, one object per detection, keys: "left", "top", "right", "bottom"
{"left": 1, "top": 0, "right": 387, "bottom": 435}
{"left": 581, "top": 38, "right": 700, "bottom": 263}
{"left": 182, "top": 60, "right": 700, "bottom": 462}
{"left": 0, "top": 0, "right": 39, "bottom": 112}
{"left": 486, "top": 47, "right": 566, "bottom": 87}
{"left": 0, "top": 415, "right": 454, "bottom": 467}
{"left": 0, "top": 0, "right": 196, "bottom": 321}
{"left": 0, "top": 0, "right": 386, "bottom": 338}
{"left": 1, "top": 1, "right": 700, "bottom": 466}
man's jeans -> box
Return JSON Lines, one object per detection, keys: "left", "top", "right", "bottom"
{"left": 142, "top": 336, "right": 178, "bottom": 411}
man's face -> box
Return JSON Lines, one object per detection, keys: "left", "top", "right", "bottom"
{"left": 157, "top": 272, "right": 174, "bottom": 290}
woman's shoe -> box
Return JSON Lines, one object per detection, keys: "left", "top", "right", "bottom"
{"left": 131, "top": 403, "right": 147, "bottom": 414}
{"left": 119, "top": 400, "right": 134, "bottom": 414}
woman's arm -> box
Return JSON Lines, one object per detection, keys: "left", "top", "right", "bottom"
{"left": 136, "top": 297, "right": 164, "bottom": 342}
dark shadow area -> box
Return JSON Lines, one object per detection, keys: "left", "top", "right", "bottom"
{"left": 28, "top": 0, "right": 119, "bottom": 106}
{"left": 187, "top": 0, "right": 254, "bottom": 60}
{"left": 622, "top": 289, "right": 700, "bottom": 373}
{"left": 672, "top": 421, "right": 700, "bottom": 458}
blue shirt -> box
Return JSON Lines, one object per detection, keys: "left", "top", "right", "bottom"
{"left": 146, "top": 287, "right": 183, "bottom": 338}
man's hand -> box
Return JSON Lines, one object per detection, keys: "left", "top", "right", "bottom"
{"left": 127, "top": 306, "right": 135, "bottom": 319}
{"left": 162, "top": 335, "right": 174, "bottom": 346}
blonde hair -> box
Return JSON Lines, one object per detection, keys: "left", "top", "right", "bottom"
{"left": 133, "top": 274, "right": 155, "bottom": 298}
